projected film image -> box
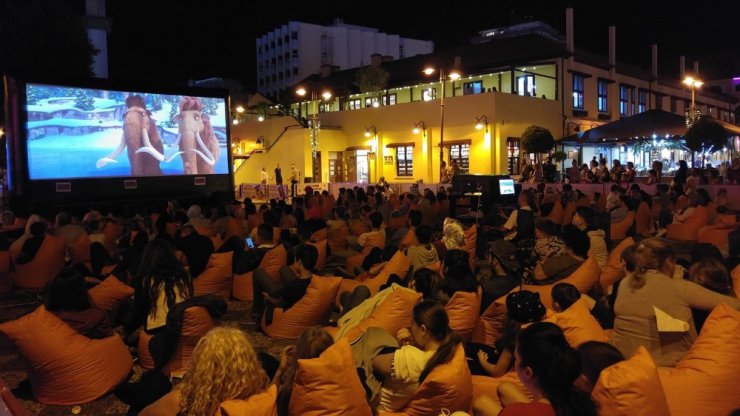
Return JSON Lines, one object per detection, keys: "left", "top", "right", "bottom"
{"left": 25, "top": 84, "right": 229, "bottom": 180}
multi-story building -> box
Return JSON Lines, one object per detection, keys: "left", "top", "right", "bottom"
{"left": 256, "top": 19, "right": 434, "bottom": 99}
{"left": 236, "top": 10, "right": 738, "bottom": 186}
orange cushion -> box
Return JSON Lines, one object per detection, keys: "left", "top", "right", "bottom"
{"left": 666, "top": 205, "right": 709, "bottom": 241}
{"left": 397, "top": 346, "right": 473, "bottom": 416}
{"left": 520, "top": 256, "right": 601, "bottom": 309}
{"left": 549, "top": 297, "right": 609, "bottom": 347}
{"left": 232, "top": 245, "right": 287, "bottom": 301}
{"left": 261, "top": 276, "right": 342, "bottom": 340}
{"left": 310, "top": 228, "right": 328, "bottom": 242}
{"left": 308, "top": 239, "right": 327, "bottom": 271}
{"left": 10, "top": 235, "right": 66, "bottom": 289}
{"left": 88, "top": 275, "right": 134, "bottom": 313}
{"left": 193, "top": 251, "right": 233, "bottom": 300}
{"left": 634, "top": 202, "right": 651, "bottom": 236}
{"left": 219, "top": 384, "right": 278, "bottom": 416}
{"left": 658, "top": 303, "right": 740, "bottom": 416}
{"left": 68, "top": 234, "right": 91, "bottom": 264}
{"left": 0, "top": 306, "right": 132, "bottom": 405}
{"left": 732, "top": 265, "right": 740, "bottom": 299}
{"left": 376, "top": 251, "right": 412, "bottom": 282}
{"left": 592, "top": 347, "right": 670, "bottom": 416}
{"left": 600, "top": 237, "right": 635, "bottom": 292}
{"left": 445, "top": 287, "right": 482, "bottom": 342}
{"left": 337, "top": 287, "right": 422, "bottom": 342}
{"left": 289, "top": 338, "right": 373, "bottom": 416}
{"left": 471, "top": 298, "right": 507, "bottom": 346}
{"left": 546, "top": 201, "right": 564, "bottom": 225}
{"left": 697, "top": 225, "right": 734, "bottom": 253}
{"left": 399, "top": 229, "right": 418, "bottom": 251}
{"left": 610, "top": 211, "right": 635, "bottom": 242}
{"left": 463, "top": 224, "right": 477, "bottom": 269}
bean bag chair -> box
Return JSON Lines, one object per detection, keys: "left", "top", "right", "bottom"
{"left": 0, "top": 306, "right": 132, "bottom": 405}
{"left": 346, "top": 232, "right": 385, "bottom": 271}
{"left": 307, "top": 239, "right": 327, "bottom": 271}
{"left": 445, "top": 287, "right": 482, "bottom": 342}
{"left": 88, "top": 275, "right": 134, "bottom": 313}
{"left": 219, "top": 384, "right": 277, "bottom": 416}
{"left": 545, "top": 201, "right": 564, "bottom": 225}
{"left": 335, "top": 251, "right": 413, "bottom": 309}
{"left": 0, "top": 251, "right": 12, "bottom": 294}
{"left": 232, "top": 245, "right": 286, "bottom": 301}
{"left": 697, "top": 224, "right": 737, "bottom": 255}
{"left": 519, "top": 256, "right": 601, "bottom": 309}
{"left": 310, "top": 228, "right": 328, "bottom": 242}
{"left": 334, "top": 286, "right": 422, "bottom": 342}
{"left": 546, "top": 297, "right": 609, "bottom": 347}
{"left": 388, "top": 212, "right": 409, "bottom": 231}
{"left": 102, "top": 221, "right": 124, "bottom": 255}
{"left": 561, "top": 202, "right": 576, "bottom": 225}
{"left": 600, "top": 237, "right": 635, "bottom": 292}
{"left": 610, "top": 211, "right": 635, "bottom": 242}
{"left": 261, "top": 276, "right": 342, "bottom": 340}
{"left": 471, "top": 372, "right": 530, "bottom": 405}
{"left": 657, "top": 303, "right": 740, "bottom": 416}
{"left": 666, "top": 205, "right": 709, "bottom": 241}
{"left": 223, "top": 217, "right": 245, "bottom": 241}
{"left": 327, "top": 223, "right": 349, "bottom": 255}
{"left": 378, "top": 346, "right": 473, "bottom": 416}
{"left": 733, "top": 265, "right": 740, "bottom": 299}
{"left": 138, "top": 306, "right": 215, "bottom": 376}
{"left": 634, "top": 202, "right": 652, "bottom": 236}
{"left": 463, "top": 224, "right": 477, "bottom": 270}
{"left": 10, "top": 235, "right": 66, "bottom": 290}
{"left": 289, "top": 338, "right": 373, "bottom": 416}
{"left": 68, "top": 233, "right": 91, "bottom": 264}
{"left": 471, "top": 298, "right": 507, "bottom": 346}
{"left": 193, "top": 252, "right": 234, "bottom": 300}
{"left": 398, "top": 228, "right": 418, "bottom": 251}
{"left": 592, "top": 347, "right": 670, "bottom": 416}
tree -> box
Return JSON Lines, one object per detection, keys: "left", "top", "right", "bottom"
{"left": 685, "top": 118, "right": 727, "bottom": 167}
{"left": 520, "top": 125, "right": 555, "bottom": 162}
{"left": 0, "top": 0, "right": 97, "bottom": 80}
{"left": 355, "top": 65, "right": 390, "bottom": 102}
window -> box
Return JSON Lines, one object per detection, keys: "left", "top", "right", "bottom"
{"left": 463, "top": 81, "right": 483, "bottom": 95}
{"left": 638, "top": 89, "right": 648, "bottom": 113}
{"left": 283, "top": 34, "right": 289, "bottom": 43}
{"left": 291, "top": 31, "right": 298, "bottom": 40}
{"left": 507, "top": 138, "right": 520, "bottom": 175}
{"left": 365, "top": 97, "right": 381, "bottom": 107}
{"left": 292, "top": 67, "right": 298, "bottom": 75}
{"left": 277, "top": 38, "right": 282, "bottom": 46}
{"left": 422, "top": 88, "right": 436, "bottom": 101}
{"left": 518, "top": 75, "right": 535, "bottom": 96}
{"left": 449, "top": 144, "right": 470, "bottom": 171}
{"left": 348, "top": 99, "right": 361, "bottom": 110}
{"left": 292, "top": 49, "right": 298, "bottom": 58}
{"left": 385, "top": 93, "right": 397, "bottom": 105}
{"left": 396, "top": 146, "right": 414, "bottom": 176}
{"left": 619, "top": 85, "right": 629, "bottom": 115}
{"left": 671, "top": 97, "right": 677, "bottom": 113}
{"left": 597, "top": 80, "right": 608, "bottom": 113}
{"left": 572, "top": 74, "right": 584, "bottom": 109}
{"left": 630, "top": 87, "right": 636, "bottom": 115}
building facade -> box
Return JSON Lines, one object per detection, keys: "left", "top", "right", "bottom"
{"left": 256, "top": 19, "right": 433, "bottom": 99}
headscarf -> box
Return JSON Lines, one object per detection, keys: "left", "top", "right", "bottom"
{"left": 441, "top": 217, "right": 464, "bottom": 250}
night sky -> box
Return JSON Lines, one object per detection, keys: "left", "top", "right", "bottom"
{"left": 103, "top": 0, "right": 740, "bottom": 90}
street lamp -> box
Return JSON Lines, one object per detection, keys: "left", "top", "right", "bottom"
{"left": 423, "top": 65, "right": 461, "bottom": 182}
{"left": 296, "top": 86, "right": 333, "bottom": 158}
{"left": 412, "top": 121, "right": 426, "bottom": 135}
{"left": 295, "top": 86, "right": 333, "bottom": 124}
{"left": 475, "top": 115, "right": 489, "bottom": 133}
{"left": 364, "top": 125, "right": 378, "bottom": 138}
{"left": 682, "top": 76, "right": 703, "bottom": 127}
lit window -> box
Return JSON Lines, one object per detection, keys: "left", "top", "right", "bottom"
{"left": 449, "top": 144, "right": 470, "bottom": 171}
{"left": 396, "top": 146, "right": 414, "bottom": 176}
{"left": 572, "top": 74, "right": 584, "bottom": 109}
{"left": 598, "top": 80, "right": 608, "bottom": 113}
{"left": 619, "top": 85, "right": 629, "bottom": 115}
{"left": 422, "top": 88, "right": 436, "bottom": 101}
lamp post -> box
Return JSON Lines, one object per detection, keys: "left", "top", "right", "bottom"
{"left": 365, "top": 125, "right": 379, "bottom": 182}
{"left": 682, "top": 76, "right": 703, "bottom": 128}
{"left": 296, "top": 86, "right": 332, "bottom": 158}
{"left": 423, "top": 65, "right": 461, "bottom": 182}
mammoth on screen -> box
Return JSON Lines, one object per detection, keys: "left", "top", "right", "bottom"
{"left": 25, "top": 84, "right": 229, "bottom": 180}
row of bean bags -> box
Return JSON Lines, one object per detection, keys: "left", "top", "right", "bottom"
{"left": 610, "top": 211, "right": 635, "bottom": 243}
{"left": 445, "top": 287, "right": 482, "bottom": 342}
{"left": 261, "top": 276, "right": 343, "bottom": 340}
{"left": 335, "top": 250, "right": 412, "bottom": 307}
{"left": 9, "top": 235, "right": 66, "bottom": 290}
{"left": 666, "top": 205, "right": 709, "bottom": 241}
{"left": 232, "top": 245, "right": 287, "bottom": 301}
{"left": 193, "top": 251, "right": 234, "bottom": 300}
{"left": 0, "top": 275, "right": 134, "bottom": 405}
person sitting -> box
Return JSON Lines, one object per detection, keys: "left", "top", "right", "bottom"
{"left": 687, "top": 258, "right": 734, "bottom": 332}
{"left": 530, "top": 219, "right": 566, "bottom": 272}
{"left": 441, "top": 249, "right": 479, "bottom": 299}
{"left": 356, "top": 212, "right": 385, "bottom": 251}
{"left": 241, "top": 223, "right": 278, "bottom": 273}
{"left": 574, "top": 341, "right": 625, "bottom": 394}
{"left": 474, "top": 322, "right": 597, "bottom": 416}
{"left": 15, "top": 221, "right": 48, "bottom": 265}
{"left": 610, "top": 195, "right": 631, "bottom": 224}
{"left": 405, "top": 225, "right": 439, "bottom": 273}
{"left": 500, "top": 190, "right": 537, "bottom": 242}
{"left": 52, "top": 211, "right": 87, "bottom": 245}
{"left": 551, "top": 282, "right": 582, "bottom": 313}
{"left": 533, "top": 225, "right": 589, "bottom": 285}
{"left": 389, "top": 209, "right": 422, "bottom": 251}
{"left": 479, "top": 240, "right": 521, "bottom": 311}
{"left": 621, "top": 162, "right": 636, "bottom": 183}
{"left": 140, "top": 327, "right": 272, "bottom": 416}
{"left": 176, "top": 224, "right": 215, "bottom": 278}
{"left": 433, "top": 217, "right": 465, "bottom": 260}
{"left": 572, "top": 207, "right": 607, "bottom": 269}
{"left": 44, "top": 267, "right": 113, "bottom": 339}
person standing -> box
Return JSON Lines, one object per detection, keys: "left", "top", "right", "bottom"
{"left": 289, "top": 163, "right": 299, "bottom": 198}
{"left": 259, "top": 167, "right": 269, "bottom": 199}
{"left": 275, "top": 163, "right": 284, "bottom": 200}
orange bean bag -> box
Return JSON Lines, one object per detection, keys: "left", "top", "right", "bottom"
{"left": 223, "top": 217, "right": 246, "bottom": 241}
{"left": 733, "top": 265, "right": 740, "bottom": 299}
{"left": 657, "top": 303, "right": 740, "bottom": 416}
{"left": 600, "top": 237, "right": 635, "bottom": 292}
{"left": 666, "top": 205, "right": 709, "bottom": 241}
{"left": 634, "top": 202, "right": 651, "bottom": 236}
{"left": 463, "top": 224, "right": 477, "bottom": 270}
{"left": 561, "top": 201, "right": 576, "bottom": 225}
{"left": 445, "top": 287, "right": 482, "bottom": 342}
{"left": 471, "top": 372, "right": 531, "bottom": 405}
{"left": 193, "top": 252, "right": 234, "bottom": 300}
{"left": 102, "top": 221, "right": 124, "bottom": 255}
{"left": 219, "top": 384, "right": 278, "bottom": 416}
{"left": 232, "top": 245, "right": 287, "bottom": 301}
{"left": 310, "top": 228, "right": 328, "bottom": 242}
{"left": 519, "top": 256, "right": 601, "bottom": 309}
{"left": 138, "top": 306, "right": 215, "bottom": 376}
{"left": 0, "top": 250, "right": 12, "bottom": 293}
{"left": 592, "top": 347, "right": 670, "bottom": 416}
{"left": 289, "top": 338, "right": 373, "bottom": 415}
{"left": 471, "top": 298, "right": 507, "bottom": 346}
{"left": 308, "top": 239, "right": 327, "bottom": 271}
{"left": 334, "top": 286, "right": 422, "bottom": 342}
{"left": 610, "top": 211, "right": 635, "bottom": 242}
{"left": 346, "top": 231, "right": 386, "bottom": 270}
{"left": 261, "top": 276, "right": 342, "bottom": 340}
{"left": 68, "top": 233, "right": 91, "bottom": 264}
{"left": 0, "top": 306, "right": 132, "bottom": 405}
{"left": 10, "top": 235, "right": 66, "bottom": 290}
{"left": 88, "top": 275, "right": 134, "bottom": 313}
{"left": 697, "top": 224, "right": 736, "bottom": 254}
{"left": 398, "top": 228, "right": 418, "bottom": 251}
{"left": 335, "top": 250, "right": 413, "bottom": 307}
{"left": 545, "top": 201, "right": 564, "bottom": 225}
{"left": 378, "top": 346, "right": 473, "bottom": 416}
{"left": 546, "top": 297, "right": 609, "bottom": 347}
{"left": 388, "top": 212, "right": 409, "bottom": 231}
{"left": 327, "top": 223, "right": 349, "bottom": 255}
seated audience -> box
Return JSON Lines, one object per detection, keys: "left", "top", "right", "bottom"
{"left": 572, "top": 207, "right": 607, "bottom": 268}
{"left": 406, "top": 225, "right": 439, "bottom": 272}
{"left": 688, "top": 258, "right": 734, "bottom": 332}
{"left": 44, "top": 267, "right": 113, "bottom": 339}
{"left": 441, "top": 249, "right": 478, "bottom": 298}
{"left": 532, "top": 225, "right": 589, "bottom": 285}
{"left": 574, "top": 341, "right": 625, "bottom": 394}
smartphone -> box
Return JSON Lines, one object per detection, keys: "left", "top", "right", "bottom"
{"left": 245, "top": 237, "right": 254, "bottom": 248}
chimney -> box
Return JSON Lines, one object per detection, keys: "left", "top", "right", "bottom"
{"left": 609, "top": 26, "right": 616, "bottom": 69}
{"left": 680, "top": 55, "right": 685, "bottom": 79}
{"left": 693, "top": 60, "right": 699, "bottom": 75}
{"left": 320, "top": 64, "right": 332, "bottom": 78}
{"left": 651, "top": 44, "right": 658, "bottom": 80}
{"left": 566, "top": 8, "right": 574, "bottom": 54}
{"left": 370, "top": 53, "right": 382, "bottom": 67}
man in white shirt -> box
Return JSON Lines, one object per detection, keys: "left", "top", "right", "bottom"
{"left": 259, "top": 167, "right": 269, "bottom": 199}
{"left": 290, "top": 164, "right": 299, "bottom": 197}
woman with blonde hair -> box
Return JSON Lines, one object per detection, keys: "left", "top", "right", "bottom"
{"left": 140, "top": 326, "right": 270, "bottom": 416}
{"left": 610, "top": 238, "right": 740, "bottom": 366}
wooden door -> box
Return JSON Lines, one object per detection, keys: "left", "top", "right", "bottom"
{"left": 311, "top": 151, "right": 321, "bottom": 182}
{"left": 346, "top": 154, "right": 357, "bottom": 182}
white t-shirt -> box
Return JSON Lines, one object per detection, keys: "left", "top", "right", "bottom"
{"left": 260, "top": 170, "right": 269, "bottom": 183}
{"left": 377, "top": 345, "right": 435, "bottom": 412}
{"left": 146, "top": 284, "right": 186, "bottom": 331}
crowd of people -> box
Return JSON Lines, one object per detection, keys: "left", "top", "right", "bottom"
{"left": 1, "top": 171, "right": 739, "bottom": 415}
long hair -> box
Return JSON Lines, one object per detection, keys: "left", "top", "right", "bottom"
{"left": 517, "top": 322, "right": 597, "bottom": 416}
{"left": 44, "top": 267, "right": 91, "bottom": 312}
{"left": 631, "top": 238, "right": 674, "bottom": 290}
{"left": 277, "top": 326, "right": 334, "bottom": 416}
{"left": 179, "top": 327, "right": 268, "bottom": 416}
{"left": 413, "top": 301, "right": 460, "bottom": 383}
{"left": 136, "top": 239, "right": 193, "bottom": 320}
